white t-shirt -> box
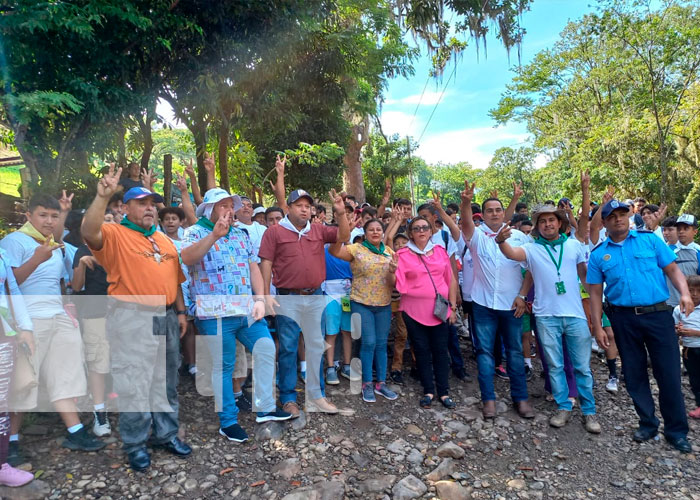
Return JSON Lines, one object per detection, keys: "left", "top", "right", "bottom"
{"left": 236, "top": 221, "right": 267, "bottom": 256}
{"left": 522, "top": 238, "right": 587, "bottom": 319}
{"left": 430, "top": 229, "right": 458, "bottom": 257}
{"left": 468, "top": 224, "right": 529, "bottom": 311}
{"left": 674, "top": 303, "right": 700, "bottom": 348}
{"left": 0, "top": 231, "right": 70, "bottom": 319}
{"left": 457, "top": 237, "right": 474, "bottom": 301}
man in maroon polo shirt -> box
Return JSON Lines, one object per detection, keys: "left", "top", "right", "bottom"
{"left": 259, "top": 189, "right": 338, "bottom": 416}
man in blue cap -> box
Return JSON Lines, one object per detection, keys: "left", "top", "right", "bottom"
{"left": 82, "top": 166, "right": 191, "bottom": 470}
{"left": 587, "top": 199, "right": 693, "bottom": 453}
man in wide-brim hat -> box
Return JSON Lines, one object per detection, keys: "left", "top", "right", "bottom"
{"left": 530, "top": 204, "right": 569, "bottom": 238}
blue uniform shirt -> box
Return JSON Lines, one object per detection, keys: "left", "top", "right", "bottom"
{"left": 587, "top": 230, "right": 676, "bottom": 307}
{"left": 324, "top": 247, "right": 352, "bottom": 280}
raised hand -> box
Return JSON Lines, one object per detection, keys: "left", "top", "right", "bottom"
{"left": 329, "top": 188, "right": 345, "bottom": 215}
{"left": 381, "top": 179, "right": 392, "bottom": 204}
{"left": 97, "top": 162, "right": 123, "bottom": 199}
{"left": 489, "top": 189, "right": 499, "bottom": 199}
{"left": 275, "top": 154, "right": 286, "bottom": 176}
{"left": 184, "top": 159, "right": 196, "bottom": 178}
{"left": 602, "top": 186, "right": 615, "bottom": 205}
{"left": 512, "top": 181, "right": 523, "bottom": 199}
{"left": 58, "top": 189, "right": 74, "bottom": 212}
{"left": 461, "top": 181, "right": 476, "bottom": 204}
{"left": 581, "top": 170, "right": 591, "bottom": 190}
{"left": 390, "top": 205, "right": 403, "bottom": 224}
{"left": 141, "top": 167, "right": 157, "bottom": 190}
{"left": 213, "top": 211, "right": 231, "bottom": 239}
{"left": 431, "top": 191, "right": 443, "bottom": 211}
{"left": 203, "top": 152, "right": 216, "bottom": 173}
{"left": 175, "top": 174, "right": 188, "bottom": 193}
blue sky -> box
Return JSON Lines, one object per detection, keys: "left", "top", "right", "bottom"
{"left": 379, "top": 0, "right": 596, "bottom": 169}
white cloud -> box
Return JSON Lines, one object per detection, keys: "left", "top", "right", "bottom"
{"left": 376, "top": 110, "right": 422, "bottom": 139}
{"left": 385, "top": 90, "right": 450, "bottom": 107}
{"left": 415, "top": 124, "right": 532, "bottom": 169}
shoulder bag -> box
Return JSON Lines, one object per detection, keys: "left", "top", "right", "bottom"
{"left": 416, "top": 253, "right": 450, "bottom": 323}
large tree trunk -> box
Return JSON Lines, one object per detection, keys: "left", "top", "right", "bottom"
{"left": 342, "top": 114, "right": 369, "bottom": 203}
{"left": 218, "top": 119, "right": 230, "bottom": 192}
{"left": 116, "top": 123, "right": 127, "bottom": 167}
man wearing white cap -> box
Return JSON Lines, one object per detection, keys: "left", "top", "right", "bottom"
{"left": 667, "top": 214, "right": 700, "bottom": 307}
{"left": 252, "top": 206, "right": 267, "bottom": 226}
{"left": 181, "top": 188, "right": 293, "bottom": 444}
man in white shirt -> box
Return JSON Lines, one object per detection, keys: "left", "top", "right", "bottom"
{"left": 235, "top": 197, "right": 267, "bottom": 256}
{"left": 0, "top": 194, "right": 105, "bottom": 464}
{"left": 495, "top": 191, "right": 602, "bottom": 433}
{"left": 460, "top": 182, "right": 534, "bottom": 419}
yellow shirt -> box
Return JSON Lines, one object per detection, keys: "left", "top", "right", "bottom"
{"left": 347, "top": 243, "right": 394, "bottom": 307}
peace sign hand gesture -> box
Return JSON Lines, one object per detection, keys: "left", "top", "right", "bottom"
{"left": 97, "top": 163, "right": 123, "bottom": 199}
{"left": 58, "top": 190, "right": 74, "bottom": 212}
{"left": 213, "top": 211, "right": 231, "bottom": 239}
{"left": 461, "top": 181, "right": 476, "bottom": 204}
{"left": 512, "top": 181, "right": 523, "bottom": 199}
{"left": 329, "top": 188, "right": 345, "bottom": 215}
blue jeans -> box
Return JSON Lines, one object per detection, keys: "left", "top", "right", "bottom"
{"left": 472, "top": 302, "right": 529, "bottom": 402}
{"left": 535, "top": 316, "right": 596, "bottom": 415}
{"left": 276, "top": 289, "right": 327, "bottom": 404}
{"left": 351, "top": 301, "right": 391, "bottom": 384}
{"left": 195, "top": 317, "right": 275, "bottom": 428}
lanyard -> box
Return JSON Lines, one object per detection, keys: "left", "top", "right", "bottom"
{"left": 543, "top": 241, "right": 565, "bottom": 280}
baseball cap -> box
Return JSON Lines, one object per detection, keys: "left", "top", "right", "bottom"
{"left": 601, "top": 199, "right": 630, "bottom": 219}
{"left": 195, "top": 188, "right": 242, "bottom": 217}
{"left": 472, "top": 212, "right": 483, "bottom": 221}
{"left": 253, "top": 206, "right": 266, "bottom": 216}
{"left": 286, "top": 189, "right": 314, "bottom": 206}
{"left": 123, "top": 187, "right": 164, "bottom": 204}
{"left": 674, "top": 214, "right": 698, "bottom": 228}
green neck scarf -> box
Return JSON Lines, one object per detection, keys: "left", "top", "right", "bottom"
{"left": 362, "top": 239, "right": 388, "bottom": 256}
{"left": 534, "top": 233, "right": 568, "bottom": 247}
{"left": 196, "top": 217, "right": 230, "bottom": 236}
{"left": 120, "top": 216, "right": 156, "bottom": 237}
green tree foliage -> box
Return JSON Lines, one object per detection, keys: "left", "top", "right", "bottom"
{"left": 490, "top": 0, "right": 700, "bottom": 210}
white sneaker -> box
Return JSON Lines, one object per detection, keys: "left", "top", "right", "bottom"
{"left": 92, "top": 411, "right": 111, "bottom": 437}
{"left": 591, "top": 339, "right": 601, "bottom": 353}
{"left": 606, "top": 376, "right": 619, "bottom": 393}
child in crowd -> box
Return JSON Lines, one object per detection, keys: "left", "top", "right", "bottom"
{"left": 674, "top": 275, "right": 700, "bottom": 419}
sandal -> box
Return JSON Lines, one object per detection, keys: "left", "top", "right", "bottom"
{"left": 419, "top": 395, "right": 433, "bottom": 408}
{"left": 440, "top": 396, "right": 456, "bottom": 409}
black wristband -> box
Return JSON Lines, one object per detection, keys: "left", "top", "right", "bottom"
{"left": 176, "top": 310, "right": 187, "bottom": 316}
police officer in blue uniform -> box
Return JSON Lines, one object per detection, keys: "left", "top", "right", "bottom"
{"left": 587, "top": 199, "right": 693, "bottom": 453}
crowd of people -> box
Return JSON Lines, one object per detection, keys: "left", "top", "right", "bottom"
{"left": 0, "top": 154, "right": 697, "bottom": 485}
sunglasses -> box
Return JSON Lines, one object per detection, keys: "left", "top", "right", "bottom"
{"left": 147, "top": 236, "right": 161, "bottom": 254}
{"left": 411, "top": 225, "right": 431, "bottom": 233}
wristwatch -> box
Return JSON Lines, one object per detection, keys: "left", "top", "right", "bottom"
{"left": 253, "top": 297, "right": 266, "bottom": 303}
{"left": 176, "top": 310, "right": 187, "bottom": 316}
{"left": 517, "top": 294, "right": 527, "bottom": 301}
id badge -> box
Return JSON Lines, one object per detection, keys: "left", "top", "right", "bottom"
{"left": 555, "top": 281, "right": 566, "bottom": 295}
{"left": 341, "top": 296, "right": 351, "bottom": 312}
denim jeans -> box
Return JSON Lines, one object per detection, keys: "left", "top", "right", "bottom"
{"left": 535, "top": 316, "right": 595, "bottom": 415}
{"left": 351, "top": 301, "right": 391, "bottom": 383}
{"left": 107, "top": 306, "right": 180, "bottom": 453}
{"left": 196, "top": 316, "right": 275, "bottom": 428}
{"left": 276, "top": 289, "right": 327, "bottom": 404}
{"left": 472, "top": 302, "right": 529, "bottom": 402}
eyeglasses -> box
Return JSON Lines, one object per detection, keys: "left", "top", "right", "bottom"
{"left": 147, "top": 236, "right": 161, "bottom": 254}
{"left": 411, "top": 225, "right": 431, "bottom": 233}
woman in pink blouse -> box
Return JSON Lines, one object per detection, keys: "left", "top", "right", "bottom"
{"left": 395, "top": 216, "right": 458, "bottom": 409}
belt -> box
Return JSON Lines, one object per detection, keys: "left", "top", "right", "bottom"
{"left": 277, "top": 287, "right": 319, "bottom": 296}
{"left": 605, "top": 301, "right": 671, "bottom": 316}
{"left": 111, "top": 300, "right": 175, "bottom": 313}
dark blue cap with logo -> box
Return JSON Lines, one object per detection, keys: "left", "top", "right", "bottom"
{"left": 601, "top": 199, "right": 630, "bottom": 219}
{"left": 123, "top": 187, "right": 164, "bottom": 204}
{"left": 286, "top": 189, "right": 314, "bottom": 205}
